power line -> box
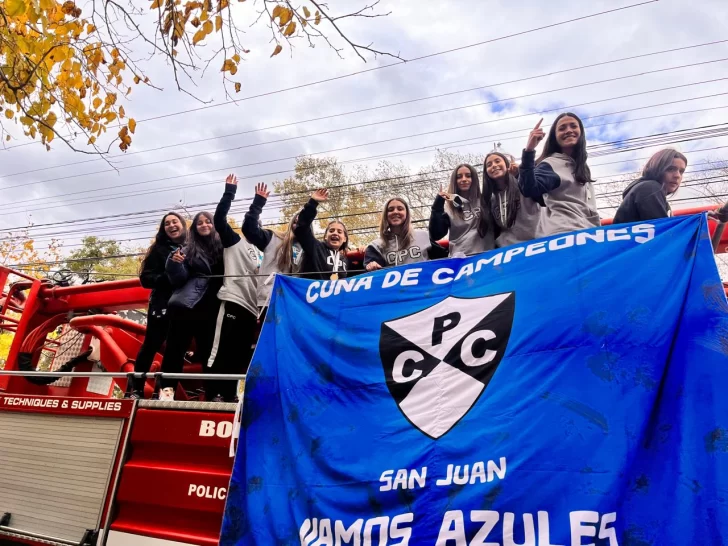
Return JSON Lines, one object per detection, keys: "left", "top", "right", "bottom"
{"left": 6, "top": 64, "right": 728, "bottom": 196}
{"left": 7, "top": 159, "right": 728, "bottom": 247}
{"left": 12, "top": 163, "right": 728, "bottom": 244}
{"left": 6, "top": 85, "right": 728, "bottom": 214}
{"left": 1, "top": 1, "right": 658, "bottom": 153}
{"left": 4, "top": 126, "right": 728, "bottom": 238}
{"left": 9, "top": 191, "right": 727, "bottom": 271}
{"left": 5, "top": 38, "right": 726, "bottom": 180}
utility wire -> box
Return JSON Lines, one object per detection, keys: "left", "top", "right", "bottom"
{"left": 4, "top": 45, "right": 726, "bottom": 180}
{"left": 10, "top": 191, "right": 727, "bottom": 272}
{"left": 1, "top": 1, "right": 659, "bottom": 152}
{"left": 6, "top": 73, "right": 728, "bottom": 198}
{"left": 4, "top": 134, "right": 728, "bottom": 238}
{"left": 6, "top": 87, "right": 728, "bottom": 214}
{"left": 11, "top": 164, "right": 728, "bottom": 244}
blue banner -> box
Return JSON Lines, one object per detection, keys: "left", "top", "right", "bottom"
{"left": 221, "top": 215, "right": 728, "bottom": 545}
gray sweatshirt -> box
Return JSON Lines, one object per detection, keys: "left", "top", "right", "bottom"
{"left": 493, "top": 190, "right": 543, "bottom": 248}
{"left": 518, "top": 150, "right": 600, "bottom": 236}
{"left": 364, "top": 230, "right": 434, "bottom": 267}
{"left": 242, "top": 194, "right": 303, "bottom": 307}
{"left": 428, "top": 195, "right": 495, "bottom": 256}
{"left": 214, "top": 184, "right": 260, "bottom": 316}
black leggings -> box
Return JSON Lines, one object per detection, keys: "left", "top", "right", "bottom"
{"left": 206, "top": 301, "right": 257, "bottom": 401}
{"left": 133, "top": 311, "right": 170, "bottom": 392}
{"left": 160, "top": 303, "right": 219, "bottom": 392}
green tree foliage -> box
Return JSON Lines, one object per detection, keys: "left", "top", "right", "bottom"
{"left": 66, "top": 236, "right": 143, "bottom": 280}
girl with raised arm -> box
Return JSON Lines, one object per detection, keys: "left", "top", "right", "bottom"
{"left": 293, "top": 188, "right": 352, "bottom": 280}
{"left": 242, "top": 182, "right": 305, "bottom": 312}
{"left": 159, "top": 211, "right": 223, "bottom": 401}
{"left": 366, "top": 197, "right": 444, "bottom": 270}
{"left": 205, "top": 174, "right": 260, "bottom": 402}
{"left": 130, "top": 212, "right": 187, "bottom": 399}
{"left": 429, "top": 164, "right": 495, "bottom": 256}
{"left": 519, "top": 114, "right": 600, "bottom": 235}
{"left": 613, "top": 149, "right": 688, "bottom": 224}
{"left": 483, "top": 152, "right": 542, "bottom": 247}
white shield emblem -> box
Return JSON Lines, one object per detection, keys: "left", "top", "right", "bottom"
{"left": 380, "top": 293, "right": 515, "bottom": 439}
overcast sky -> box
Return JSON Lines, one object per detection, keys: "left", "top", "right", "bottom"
{"left": 1, "top": 0, "right": 727, "bottom": 264}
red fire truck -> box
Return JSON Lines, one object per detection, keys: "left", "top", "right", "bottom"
{"left": 0, "top": 206, "right": 726, "bottom": 546}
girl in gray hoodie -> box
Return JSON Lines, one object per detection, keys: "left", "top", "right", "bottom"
{"left": 365, "top": 197, "right": 445, "bottom": 270}
{"left": 429, "top": 164, "right": 495, "bottom": 256}
{"left": 519, "top": 113, "right": 600, "bottom": 236}
{"left": 483, "top": 152, "right": 542, "bottom": 247}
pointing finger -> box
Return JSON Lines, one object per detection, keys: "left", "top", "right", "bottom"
{"left": 533, "top": 117, "right": 543, "bottom": 130}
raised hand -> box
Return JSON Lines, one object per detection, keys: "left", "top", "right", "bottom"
{"left": 226, "top": 173, "right": 238, "bottom": 186}
{"left": 366, "top": 261, "right": 382, "bottom": 272}
{"left": 525, "top": 118, "right": 545, "bottom": 152}
{"left": 171, "top": 248, "right": 185, "bottom": 263}
{"left": 311, "top": 188, "right": 329, "bottom": 202}
{"left": 255, "top": 182, "right": 270, "bottom": 199}
{"left": 438, "top": 185, "right": 450, "bottom": 200}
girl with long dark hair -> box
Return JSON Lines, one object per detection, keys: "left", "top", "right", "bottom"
{"left": 294, "top": 188, "right": 353, "bottom": 280}
{"left": 429, "top": 163, "right": 495, "bottom": 256}
{"left": 366, "top": 197, "right": 444, "bottom": 270}
{"left": 519, "top": 114, "right": 600, "bottom": 235}
{"left": 613, "top": 148, "right": 688, "bottom": 224}
{"left": 129, "top": 212, "right": 187, "bottom": 399}
{"left": 159, "top": 211, "right": 224, "bottom": 401}
{"left": 483, "top": 152, "right": 542, "bottom": 247}
{"left": 242, "top": 182, "right": 305, "bottom": 311}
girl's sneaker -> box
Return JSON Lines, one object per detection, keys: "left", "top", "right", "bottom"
{"left": 158, "top": 387, "right": 175, "bottom": 402}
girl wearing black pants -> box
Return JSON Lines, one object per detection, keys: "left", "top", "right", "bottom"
{"left": 160, "top": 211, "right": 224, "bottom": 402}
{"left": 130, "top": 212, "right": 187, "bottom": 399}
{"left": 206, "top": 174, "right": 260, "bottom": 402}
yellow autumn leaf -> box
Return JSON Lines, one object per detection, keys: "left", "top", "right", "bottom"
{"left": 192, "top": 27, "right": 207, "bottom": 44}
{"left": 128, "top": 118, "right": 136, "bottom": 133}
{"left": 119, "top": 105, "right": 125, "bottom": 118}
{"left": 271, "top": 44, "right": 282, "bottom": 57}
{"left": 303, "top": 5, "right": 310, "bottom": 17}
{"left": 88, "top": 135, "right": 97, "bottom": 145}
{"left": 203, "top": 19, "right": 213, "bottom": 33}
{"left": 232, "top": 53, "right": 240, "bottom": 63}
{"left": 278, "top": 7, "right": 292, "bottom": 26}
{"left": 215, "top": 15, "right": 222, "bottom": 31}
{"left": 234, "top": 82, "right": 241, "bottom": 93}
{"left": 271, "top": 5, "right": 282, "bottom": 19}
{"left": 314, "top": 10, "right": 321, "bottom": 25}
{"left": 221, "top": 59, "right": 235, "bottom": 72}
{"left": 92, "top": 97, "right": 102, "bottom": 109}
{"left": 150, "top": 0, "right": 162, "bottom": 8}
{"left": 133, "top": 75, "right": 141, "bottom": 84}
{"left": 5, "top": 135, "right": 10, "bottom": 142}
{"left": 216, "top": 0, "right": 228, "bottom": 12}
{"left": 283, "top": 21, "right": 296, "bottom": 37}
{"left": 4, "top": 110, "right": 14, "bottom": 119}
{"left": 6, "top": 0, "right": 26, "bottom": 17}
